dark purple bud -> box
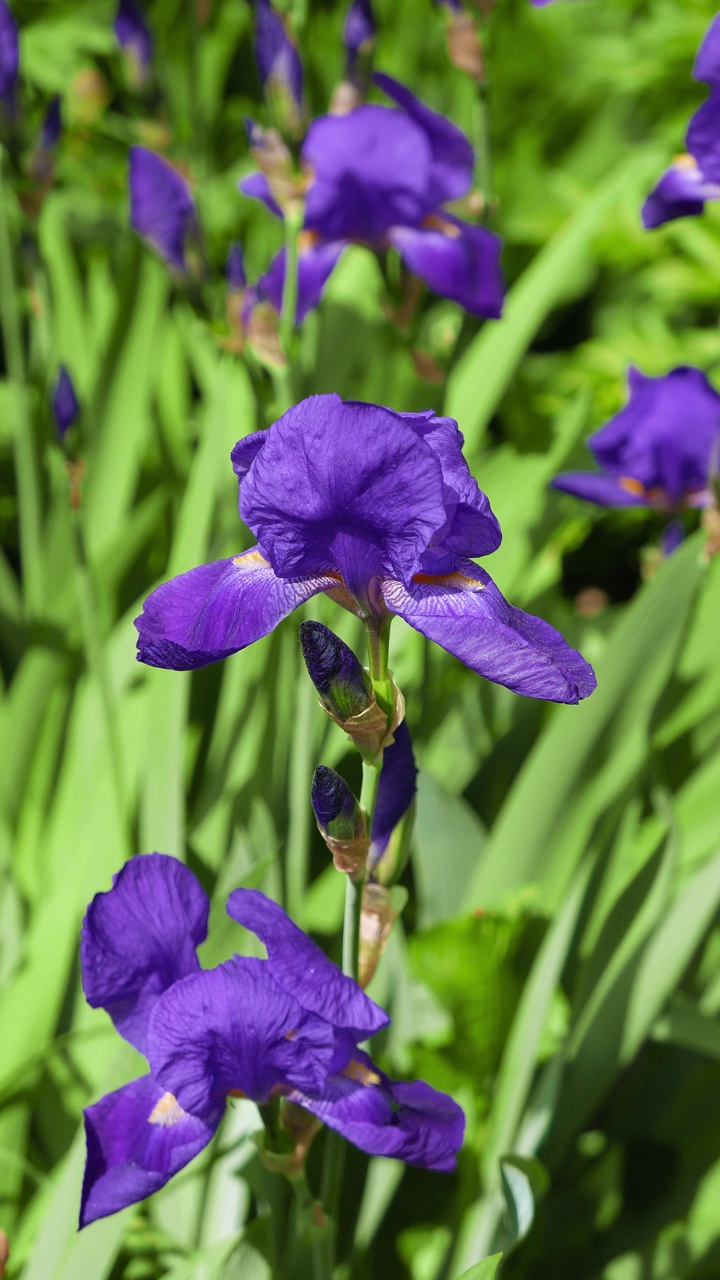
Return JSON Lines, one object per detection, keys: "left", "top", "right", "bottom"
{"left": 41, "top": 96, "right": 62, "bottom": 150}
{"left": 254, "top": 0, "right": 303, "bottom": 112}
{"left": 114, "top": 0, "right": 152, "bottom": 71}
{"left": 226, "top": 242, "right": 246, "bottom": 291}
{"left": 300, "top": 621, "right": 373, "bottom": 721}
{"left": 129, "top": 147, "right": 195, "bottom": 271}
{"left": 344, "top": 0, "right": 375, "bottom": 57}
{"left": 369, "top": 720, "right": 417, "bottom": 880}
{"left": 52, "top": 366, "right": 80, "bottom": 440}
{"left": 312, "top": 765, "right": 360, "bottom": 840}
{"left": 0, "top": 0, "right": 19, "bottom": 113}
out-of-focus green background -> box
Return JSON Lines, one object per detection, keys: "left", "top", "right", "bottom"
{"left": 2, "top": 0, "right": 720, "bottom": 1277}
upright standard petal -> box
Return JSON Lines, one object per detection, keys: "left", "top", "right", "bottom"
{"left": 388, "top": 218, "right": 504, "bottom": 319}
{"left": 369, "top": 720, "right": 417, "bottom": 869}
{"left": 303, "top": 107, "right": 434, "bottom": 242}
{"left": 694, "top": 14, "right": 720, "bottom": 87}
{"left": 374, "top": 73, "right": 474, "bottom": 206}
{"left": 80, "top": 1075, "right": 220, "bottom": 1228}
{"left": 239, "top": 396, "right": 447, "bottom": 597}
{"left": 257, "top": 238, "right": 346, "bottom": 323}
{"left": 289, "top": 1052, "right": 464, "bottom": 1172}
{"left": 226, "top": 889, "right": 389, "bottom": 1040}
{"left": 129, "top": 147, "right": 195, "bottom": 271}
{"left": 146, "top": 957, "right": 337, "bottom": 1114}
{"left": 81, "top": 853, "right": 209, "bottom": 1053}
{"left": 686, "top": 90, "right": 720, "bottom": 185}
{"left": 0, "top": 0, "right": 18, "bottom": 111}
{"left": 382, "top": 563, "right": 596, "bottom": 704}
{"left": 135, "top": 550, "right": 339, "bottom": 671}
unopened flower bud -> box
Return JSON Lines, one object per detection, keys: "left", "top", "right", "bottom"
{"left": 300, "top": 622, "right": 372, "bottom": 721}
{"left": 52, "top": 366, "right": 80, "bottom": 440}
{"left": 254, "top": 0, "right": 304, "bottom": 136}
{"left": 226, "top": 242, "right": 246, "bottom": 292}
{"left": 311, "top": 765, "right": 368, "bottom": 876}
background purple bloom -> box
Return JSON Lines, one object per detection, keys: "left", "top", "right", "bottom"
{"left": 552, "top": 366, "right": 720, "bottom": 517}
{"left": 136, "top": 396, "right": 595, "bottom": 704}
{"left": 0, "top": 0, "right": 18, "bottom": 112}
{"left": 241, "top": 75, "right": 503, "bottom": 320}
{"left": 553, "top": 366, "right": 720, "bottom": 554}
{"left": 80, "top": 856, "right": 463, "bottom": 1226}
{"left": 129, "top": 147, "right": 195, "bottom": 270}
{"left": 114, "top": 0, "right": 152, "bottom": 72}
{"left": 254, "top": 0, "right": 303, "bottom": 112}
{"left": 643, "top": 14, "right": 720, "bottom": 227}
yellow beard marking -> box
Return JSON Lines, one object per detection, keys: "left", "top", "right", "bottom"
{"left": 618, "top": 476, "right": 646, "bottom": 497}
{"left": 148, "top": 1092, "right": 185, "bottom": 1127}
{"left": 673, "top": 153, "right": 698, "bottom": 170}
{"left": 284, "top": 1027, "right": 298, "bottom": 1041}
{"left": 421, "top": 213, "right": 462, "bottom": 238}
{"left": 412, "top": 570, "right": 484, "bottom": 591}
{"left": 342, "top": 1059, "right": 381, "bottom": 1087}
{"left": 232, "top": 549, "right": 270, "bottom": 570}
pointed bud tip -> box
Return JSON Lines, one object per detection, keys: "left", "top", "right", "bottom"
{"left": 299, "top": 622, "right": 372, "bottom": 720}
{"left": 311, "top": 765, "right": 357, "bottom": 833}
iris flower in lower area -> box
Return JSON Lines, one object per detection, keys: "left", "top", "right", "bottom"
{"left": 136, "top": 396, "right": 595, "bottom": 703}
{"left": 642, "top": 15, "right": 720, "bottom": 228}
{"left": 79, "top": 854, "right": 464, "bottom": 1227}
{"left": 552, "top": 367, "right": 720, "bottom": 550}
{"left": 241, "top": 73, "right": 503, "bottom": 321}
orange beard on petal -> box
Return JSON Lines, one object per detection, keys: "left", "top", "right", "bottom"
{"left": 412, "top": 570, "right": 485, "bottom": 591}
{"left": 342, "top": 1059, "right": 381, "bottom": 1086}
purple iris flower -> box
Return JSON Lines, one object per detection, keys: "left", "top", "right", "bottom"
{"left": 241, "top": 74, "right": 504, "bottom": 320}
{"left": 254, "top": 0, "right": 303, "bottom": 114}
{"left": 129, "top": 147, "right": 196, "bottom": 271}
{"left": 135, "top": 397, "right": 595, "bottom": 703}
{"left": 79, "top": 854, "right": 464, "bottom": 1226}
{"left": 643, "top": 15, "right": 720, "bottom": 228}
{"left": 552, "top": 367, "right": 720, "bottom": 537}
{"left": 52, "top": 366, "right": 80, "bottom": 440}
{"left": 114, "top": 0, "right": 152, "bottom": 74}
{"left": 0, "top": 0, "right": 18, "bottom": 113}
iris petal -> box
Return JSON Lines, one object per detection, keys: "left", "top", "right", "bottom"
{"left": 81, "top": 853, "right": 208, "bottom": 1054}
{"left": 226, "top": 889, "right": 389, "bottom": 1040}
{"left": 80, "top": 1075, "right": 220, "bottom": 1228}
{"left": 135, "top": 551, "right": 338, "bottom": 670}
{"left": 382, "top": 563, "right": 596, "bottom": 704}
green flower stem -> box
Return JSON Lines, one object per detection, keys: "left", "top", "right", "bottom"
{"left": 366, "top": 617, "right": 395, "bottom": 716}
{"left": 286, "top": 669, "right": 316, "bottom": 923}
{"left": 279, "top": 204, "right": 304, "bottom": 371}
{"left": 0, "top": 151, "right": 44, "bottom": 617}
